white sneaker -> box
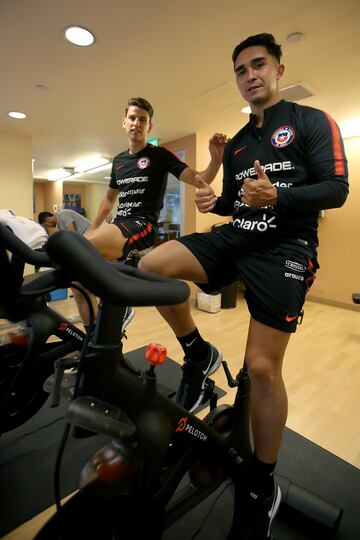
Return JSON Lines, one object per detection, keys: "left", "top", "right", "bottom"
{"left": 121, "top": 307, "right": 135, "bottom": 334}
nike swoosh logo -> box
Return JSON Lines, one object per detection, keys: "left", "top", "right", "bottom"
{"left": 116, "top": 164, "right": 124, "bottom": 170}
{"left": 234, "top": 145, "right": 247, "bottom": 155}
{"left": 185, "top": 337, "right": 197, "bottom": 347}
{"left": 285, "top": 314, "right": 298, "bottom": 322}
{"left": 202, "top": 354, "right": 213, "bottom": 375}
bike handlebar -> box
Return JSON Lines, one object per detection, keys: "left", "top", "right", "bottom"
{"left": 0, "top": 223, "right": 52, "bottom": 267}
{"left": 45, "top": 230, "right": 190, "bottom": 307}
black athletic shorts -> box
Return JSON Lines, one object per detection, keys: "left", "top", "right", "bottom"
{"left": 112, "top": 218, "right": 157, "bottom": 260}
{"left": 178, "top": 224, "right": 319, "bottom": 333}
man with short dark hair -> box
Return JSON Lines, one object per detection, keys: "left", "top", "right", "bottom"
{"left": 139, "top": 34, "right": 348, "bottom": 538}
{"left": 38, "top": 209, "right": 91, "bottom": 235}
{"left": 73, "top": 97, "right": 227, "bottom": 328}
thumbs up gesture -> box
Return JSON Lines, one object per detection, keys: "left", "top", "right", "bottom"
{"left": 195, "top": 175, "right": 218, "bottom": 213}
{"left": 242, "top": 160, "right": 277, "bottom": 207}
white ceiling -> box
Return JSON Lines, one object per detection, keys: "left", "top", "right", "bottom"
{"left": 1, "top": 0, "right": 359, "bottom": 184}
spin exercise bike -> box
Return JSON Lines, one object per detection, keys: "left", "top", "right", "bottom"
{"left": 0, "top": 227, "right": 343, "bottom": 538}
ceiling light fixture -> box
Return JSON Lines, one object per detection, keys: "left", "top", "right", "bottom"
{"left": 286, "top": 32, "right": 303, "bottom": 43}
{"left": 241, "top": 106, "right": 251, "bottom": 114}
{"left": 8, "top": 111, "right": 27, "bottom": 119}
{"left": 48, "top": 168, "right": 74, "bottom": 181}
{"left": 339, "top": 118, "right": 360, "bottom": 139}
{"left": 74, "top": 156, "right": 110, "bottom": 173}
{"left": 86, "top": 163, "right": 112, "bottom": 174}
{"left": 64, "top": 25, "right": 95, "bottom": 47}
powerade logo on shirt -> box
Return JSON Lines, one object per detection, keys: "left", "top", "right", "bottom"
{"left": 235, "top": 161, "right": 294, "bottom": 181}
{"left": 137, "top": 156, "right": 150, "bottom": 169}
{"left": 271, "top": 126, "right": 295, "bottom": 148}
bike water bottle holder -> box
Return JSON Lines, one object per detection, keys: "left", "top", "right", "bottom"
{"left": 66, "top": 395, "right": 136, "bottom": 440}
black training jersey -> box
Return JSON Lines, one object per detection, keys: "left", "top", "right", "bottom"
{"left": 110, "top": 144, "right": 188, "bottom": 224}
{"left": 213, "top": 100, "right": 349, "bottom": 248}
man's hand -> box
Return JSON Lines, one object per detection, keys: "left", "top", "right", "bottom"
{"left": 208, "top": 133, "right": 229, "bottom": 164}
{"left": 195, "top": 175, "right": 218, "bottom": 213}
{"left": 242, "top": 160, "right": 278, "bottom": 207}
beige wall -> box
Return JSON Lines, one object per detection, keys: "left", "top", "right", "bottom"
{"left": 85, "top": 183, "right": 108, "bottom": 222}
{"left": 0, "top": 128, "right": 33, "bottom": 217}
{"left": 309, "top": 136, "right": 359, "bottom": 308}
{"left": 34, "top": 181, "right": 103, "bottom": 223}
{"left": 163, "top": 134, "right": 197, "bottom": 236}
{"left": 43, "top": 180, "right": 63, "bottom": 214}
{"left": 33, "top": 182, "right": 45, "bottom": 217}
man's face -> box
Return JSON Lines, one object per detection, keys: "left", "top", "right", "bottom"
{"left": 122, "top": 106, "right": 152, "bottom": 143}
{"left": 234, "top": 45, "right": 284, "bottom": 107}
{"left": 43, "top": 216, "right": 56, "bottom": 228}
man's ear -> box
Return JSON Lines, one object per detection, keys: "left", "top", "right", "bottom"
{"left": 122, "top": 116, "right": 127, "bottom": 129}
{"left": 277, "top": 63, "right": 285, "bottom": 80}
{"left": 147, "top": 121, "right": 153, "bottom": 133}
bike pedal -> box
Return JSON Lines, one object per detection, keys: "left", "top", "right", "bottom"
{"left": 43, "top": 369, "right": 78, "bottom": 406}
{"left": 202, "top": 378, "right": 215, "bottom": 404}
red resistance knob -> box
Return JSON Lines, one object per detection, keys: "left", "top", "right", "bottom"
{"left": 9, "top": 331, "right": 30, "bottom": 346}
{"left": 145, "top": 343, "right": 167, "bottom": 365}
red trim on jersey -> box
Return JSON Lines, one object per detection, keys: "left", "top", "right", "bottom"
{"left": 324, "top": 112, "right": 346, "bottom": 175}
{"left": 128, "top": 223, "right": 154, "bottom": 245}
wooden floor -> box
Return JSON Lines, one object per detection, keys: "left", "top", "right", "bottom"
{"left": 1, "top": 294, "right": 360, "bottom": 539}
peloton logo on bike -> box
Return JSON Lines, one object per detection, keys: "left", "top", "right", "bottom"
{"left": 137, "top": 156, "right": 150, "bottom": 169}
{"left": 175, "top": 417, "right": 208, "bottom": 442}
{"left": 233, "top": 213, "right": 276, "bottom": 233}
{"left": 58, "top": 323, "right": 84, "bottom": 341}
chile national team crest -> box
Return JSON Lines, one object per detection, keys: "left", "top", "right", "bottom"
{"left": 271, "top": 126, "right": 295, "bottom": 148}
{"left": 137, "top": 156, "right": 150, "bottom": 169}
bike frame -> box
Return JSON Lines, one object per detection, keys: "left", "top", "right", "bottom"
{"left": 0, "top": 224, "right": 86, "bottom": 433}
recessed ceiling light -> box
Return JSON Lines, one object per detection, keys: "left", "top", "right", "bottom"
{"left": 241, "top": 106, "right": 251, "bottom": 114}
{"left": 286, "top": 32, "right": 303, "bottom": 43}
{"left": 34, "top": 84, "right": 48, "bottom": 91}
{"left": 64, "top": 25, "right": 95, "bottom": 47}
{"left": 8, "top": 111, "right": 27, "bottom": 119}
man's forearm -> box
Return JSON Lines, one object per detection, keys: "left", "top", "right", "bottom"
{"left": 92, "top": 199, "right": 113, "bottom": 228}
{"left": 199, "top": 158, "right": 223, "bottom": 184}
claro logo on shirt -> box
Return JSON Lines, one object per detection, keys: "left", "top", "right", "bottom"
{"left": 235, "top": 161, "right": 294, "bottom": 181}
{"left": 233, "top": 213, "right": 276, "bottom": 232}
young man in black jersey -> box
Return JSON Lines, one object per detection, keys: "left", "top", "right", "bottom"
{"left": 139, "top": 36, "right": 348, "bottom": 538}
{"left": 73, "top": 97, "right": 227, "bottom": 328}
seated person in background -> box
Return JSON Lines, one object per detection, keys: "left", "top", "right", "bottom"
{"left": 38, "top": 209, "right": 91, "bottom": 235}
{"left": 72, "top": 96, "right": 227, "bottom": 331}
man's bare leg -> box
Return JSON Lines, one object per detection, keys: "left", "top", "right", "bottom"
{"left": 72, "top": 225, "right": 127, "bottom": 327}
{"left": 244, "top": 318, "right": 290, "bottom": 464}
{"left": 138, "top": 239, "right": 208, "bottom": 335}
{"left": 139, "top": 241, "right": 223, "bottom": 412}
